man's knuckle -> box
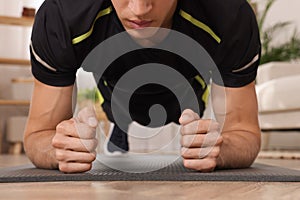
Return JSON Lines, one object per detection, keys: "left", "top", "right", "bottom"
{"left": 89, "top": 152, "right": 97, "bottom": 161}
{"left": 51, "top": 136, "right": 60, "bottom": 147}
{"left": 214, "top": 147, "right": 221, "bottom": 156}
{"left": 197, "top": 162, "right": 215, "bottom": 172}
{"left": 56, "top": 123, "right": 64, "bottom": 132}
{"left": 183, "top": 159, "right": 190, "bottom": 168}
{"left": 180, "top": 137, "right": 185, "bottom": 147}
{"left": 79, "top": 125, "right": 96, "bottom": 139}
{"left": 197, "top": 121, "right": 209, "bottom": 133}
{"left": 81, "top": 163, "right": 93, "bottom": 172}
{"left": 180, "top": 126, "right": 188, "bottom": 135}
{"left": 181, "top": 148, "right": 189, "bottom": 158}
{"left": 90, "top": 155, "right": 96, "bottom": 162}
{"left": 181, "top": 136, "right": 186, "bottom": 146}
{"left": 182, "top": 136, "right": 192, "bottom": 147}
{"left": 86, "top": 163, "right": 93, "bottom": 171}
{"left": 191, "top": 162, "right": 204, "bottom": 171}
{"left": 58, "top": 162, "right": 69, "bottom": 172}
{"left": 56, "top": 120, "right": 72, "bottom": 132}
{"left": 217, "top": 136, "right": 223, "bottom": 144}
{"left": 180, "top": 149, "right": 185, "bottom": 157}
{"left": 55, "top": 150, "right": 66, "bottom": 161}
{"left": 203, "top": 120, "right": 215, "bottom": 130}
{"left": 84, "top": 140, "right": 96, "bottom": 152}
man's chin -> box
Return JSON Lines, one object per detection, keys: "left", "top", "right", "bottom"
{"left": 126, "top": 27, "right": 170, "bottom": 47}
{"left": 127, "top": 27, "right": 160, "bottom": 38}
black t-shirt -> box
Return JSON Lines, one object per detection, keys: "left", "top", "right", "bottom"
{"left": 30, "top": 0, "right": 261, "bottom": 124}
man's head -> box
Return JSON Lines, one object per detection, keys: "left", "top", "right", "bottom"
{"left": 111, "top": 0, "right": 178, "bottom": 44}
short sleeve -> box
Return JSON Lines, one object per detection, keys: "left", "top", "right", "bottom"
{"left": 30, "top": 0, "right": 78, "bottom": 87}
{"left": 213, "top": 2, "right": 261, "bottom": 87}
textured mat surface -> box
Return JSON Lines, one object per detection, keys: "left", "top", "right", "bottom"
{"left": 0, "top": 155, "right": 299, "bottom": 182}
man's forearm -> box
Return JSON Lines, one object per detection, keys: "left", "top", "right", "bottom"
{"left": 24, "top": 130, "right": 58, "bottom": 169}
{"left": 217, "top": 130, "right": 261, "bottom": 169}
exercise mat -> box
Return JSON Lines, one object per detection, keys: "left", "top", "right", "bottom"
{"left": 0, "top": 155, "right": 299, "bottom": 182}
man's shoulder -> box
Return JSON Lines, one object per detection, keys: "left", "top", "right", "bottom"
{"left": 181, "top": 0, "right": 246, "bottom": 19}
{"left": 180, "top": 0, "right": 250, "bottom": 34}
{"left": 41, "top": 0, "right": 109, "bottom": 13}
{"left": 37, "top": 0, "right": 113, "bottom": 39}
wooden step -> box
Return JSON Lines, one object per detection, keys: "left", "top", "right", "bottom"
{"left": 0, "top": 100, "right": 30, "bottom": 106}
{"left": 0, "top": 58, "right": 30, "bottom": 66}
{"left": 0, "top": 15, "right": 34, "bottom": 27}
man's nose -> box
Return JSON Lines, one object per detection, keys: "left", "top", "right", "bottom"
{"left": 128, "top": 0, "right": 153, "bottom": 16}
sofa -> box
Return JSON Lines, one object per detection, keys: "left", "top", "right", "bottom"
{"left": 255, "top": 62, "right": 300, "bottom": 150}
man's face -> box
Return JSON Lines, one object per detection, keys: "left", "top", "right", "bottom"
{"left": 111, "top": 0, "right": 178, "bottom": 41}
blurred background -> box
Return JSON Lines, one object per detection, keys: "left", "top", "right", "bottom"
{"left": 0, "top": 0, "right": 299, "bottom": 159}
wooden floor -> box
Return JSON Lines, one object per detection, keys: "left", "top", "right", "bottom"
{"left": 0, "top": 154, "right": 299, "bottom": 200}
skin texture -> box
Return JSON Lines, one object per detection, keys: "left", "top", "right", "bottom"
{"left": 111, "top": 0, "right": 178, "bottom": 46}
{"left": 24, "top": 80, "right": 98, "bottom": 173}
{"left": 24, "top": 0, "right": 261, "bottom": 173}
{"left": 179, "top": 82, "right": 261, "bottom": 172}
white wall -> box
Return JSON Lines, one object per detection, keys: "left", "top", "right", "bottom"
{"left": 254, "top": 0, "right": 300, "bottom": 44}
{"left": 0, "top": 0, "right": 43, "bottom": 59}
{"left": 0, "top": 1, "right": 44, "bottom": 153}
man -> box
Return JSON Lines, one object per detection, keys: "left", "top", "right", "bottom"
{"left": 25, "top": 0, "right": 261, "bottom": 173}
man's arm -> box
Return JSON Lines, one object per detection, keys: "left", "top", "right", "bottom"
{"left": 212, "top": 81, "right": 261, "bottom": 169}
{"left": 24, "top": 78, "right": 98, "bottom": 172}
{"left": 180, "top": 81, "right": 261, "bottom": 171}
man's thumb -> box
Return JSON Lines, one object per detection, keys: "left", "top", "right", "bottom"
{"left": 77, "top": 106, "right": 98, "bottom": 127}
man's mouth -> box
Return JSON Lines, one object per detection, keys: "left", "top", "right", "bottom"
{"left": 127, "top": 20, "right": 153, "bottom": 29}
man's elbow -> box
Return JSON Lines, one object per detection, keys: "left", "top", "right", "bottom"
{"left": 23, "top": 132, "right": 58, "bottom": 170}
{"left": 242, "top": 132, "right": 261, "bottom": 168}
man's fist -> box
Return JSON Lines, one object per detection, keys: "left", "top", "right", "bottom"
{"left": 179, "top": 109, "right": 223, "bottom": 172}
{"left": 52, "top": 107, "right": 99, "bottom": 173}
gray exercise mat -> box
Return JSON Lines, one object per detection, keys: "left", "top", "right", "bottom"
{"left": 0, "top": 155, "right": 299, "bottom": 182}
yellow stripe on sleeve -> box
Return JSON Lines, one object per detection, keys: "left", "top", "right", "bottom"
{"left": 195, "top": 75, "right": 210, "bottom": 106}
{"left": 72, "top": 6, "right": 113, "bottom": 45}
{"left": 179, "top": 9, "right": 221, "bottom": 44}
